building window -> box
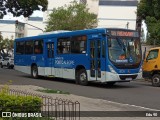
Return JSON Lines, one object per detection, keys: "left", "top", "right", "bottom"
{"left": 80, "top": 0, "right": 87, "bottom": 4}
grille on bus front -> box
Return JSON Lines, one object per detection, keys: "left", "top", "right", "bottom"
{"left": 119, "top": 75, "right": 137, "bottom": 80}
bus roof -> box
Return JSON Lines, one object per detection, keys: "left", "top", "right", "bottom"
{"left": 15, "top": 28, "right": 137, "bottom": 41}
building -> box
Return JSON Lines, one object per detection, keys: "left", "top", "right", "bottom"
{"left": 0, "top": 19, "right": 16, "bottom": 39}
{"left": 98, "top": 0, "right": 139, "bottom": 29}
{"left": 0, "top": 0, "right": 140, "bottom": 39}
{"left": 0, "top": 17, "right": 44, "bottom": 39}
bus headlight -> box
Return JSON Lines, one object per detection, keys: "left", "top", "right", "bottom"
{"left": 108, "top": 65, "right": 117, "bottom": 74}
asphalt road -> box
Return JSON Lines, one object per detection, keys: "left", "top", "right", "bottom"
{"left": 0, "top": 68, "right": 160, "bottom": 110}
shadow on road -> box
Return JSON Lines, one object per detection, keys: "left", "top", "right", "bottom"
{"left": 18, "top": 75, "right": 143, "bottom": 89}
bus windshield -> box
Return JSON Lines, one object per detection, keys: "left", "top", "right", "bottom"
{"left": 108, "top": 37, "right": 141, "bottom": 68}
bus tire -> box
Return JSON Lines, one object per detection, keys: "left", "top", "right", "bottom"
{"left": 152, "top": 74, "right": 160, "bottom": 87}
{"left": 78, "top": 69, "right": 88, "bottom": 86}
{"left": 75, "top": 72, "right": 79, "bottom": 84}
{"left": 0, "top": 63, "right": 3, "bottom": 68}
{"left": 31, "top": 66, "right": 39, "bottom": 79}
{"left": 7, "top": 63, "right": 10, "bottom": 69}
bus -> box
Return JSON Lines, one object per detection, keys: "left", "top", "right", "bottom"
{"left": 14, "top": 28, "right": 142, "bottom": 86}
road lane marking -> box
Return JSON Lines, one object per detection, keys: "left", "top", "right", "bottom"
{"left": 106, "top": 100, "right": 160, "bottom": 111}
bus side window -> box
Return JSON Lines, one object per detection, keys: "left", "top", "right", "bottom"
{"left": 71, "top": 36, "right": 86, "bottom": 54}
{"left": 34, "top": 40, "right": 43, "bottom": 54}
{"left": 57, "top": 38, "right": 70, "bottom": 54}
{"left": 16, "top": 41, "right": 25, "bottom": 54}
{"left": 58, "top": 42, "right": 64, "bottom": 53}
{"left": 47, "top": 43, "right": 54, "bottom": 58}
{"left": 25, "top": 41, "right": 33, "bottom": 54}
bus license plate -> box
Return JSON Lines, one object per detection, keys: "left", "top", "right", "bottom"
{"left": 125, "top": 78, "right": 132, "bottom": 80}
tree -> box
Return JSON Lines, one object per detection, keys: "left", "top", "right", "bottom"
{"left": 137, "top": 0, "right": 160, "bottom": 45}
{"left": 0, "top": 32, "right": 5, "bottom": 56}
{"left": 4, "top": 37, "right": 14, "bottom": 56}
{"left": 45, "top": 1, "right": 97, "bottom": 31}
{"left": 0, "top": 0, "right": 48, "bottom": 18}
{"left": 0, "top": 33, "right": 14, "bottom": 57}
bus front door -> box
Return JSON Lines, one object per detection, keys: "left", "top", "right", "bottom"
{"left": 90, "top": 40, "right": 105, "bottom": 81}
{"left": 46, "top": 42, "right": 55, "bottom": 76}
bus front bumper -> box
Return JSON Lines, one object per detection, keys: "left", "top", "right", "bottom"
{"left": 105, "top": 72, "right": 142, "bottom": 82}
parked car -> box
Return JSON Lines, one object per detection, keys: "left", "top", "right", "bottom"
{"left": 0, "top": 57, "right": 14, "bottom": 69}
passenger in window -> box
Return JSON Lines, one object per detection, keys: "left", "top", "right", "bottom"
{"left": 63, "top": 47, "right": 68, "bottom": 53}
{"left": 35, "top": 45, "right": 42, "bottom": 54}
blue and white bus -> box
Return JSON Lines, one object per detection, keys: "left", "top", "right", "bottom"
{"left": 14, "top": 28, "right": 142, "bottom": 85}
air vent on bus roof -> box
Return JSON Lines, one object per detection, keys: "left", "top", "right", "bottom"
{"left": 39, "top": 30, "right": 71, "bottom": 35}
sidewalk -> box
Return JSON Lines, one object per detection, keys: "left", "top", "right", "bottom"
{"left": 0, "top": 85, "right": 159, "bottom": 120}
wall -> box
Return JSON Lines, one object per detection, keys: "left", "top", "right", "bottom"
{"left": 98, "top": 0, "right": 138, "bottom": 30}
{"left": 0, "top": 20, "right": 15, "bottom": 39}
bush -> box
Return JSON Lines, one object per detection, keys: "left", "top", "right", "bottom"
{"left": 0, "top": 90, "right": 42, "bottom": 113}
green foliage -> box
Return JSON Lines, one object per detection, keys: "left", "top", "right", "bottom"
{"left": 0, "top": 94, "right": 42, "bottom": 112}
{"left": 0, "top": 33, "right": 14, "bottom": 56}
{"left": 137, "top": 0, "right": 160, "bottom": 45}
{"left": 45, "top": 1, "right": 97, "bottom": 31}
{"left": 36, "top": 89, "right": 70, "bottom": 94}
{"left": 0, "top": 0, "right": 48, "bottom": 18}
{"left": 0, "top": 86, "right": 42, "bottom": 113}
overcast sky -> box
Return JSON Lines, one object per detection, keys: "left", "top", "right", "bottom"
{"left": 3, "top": 11, "right": 43, "bottom": 21}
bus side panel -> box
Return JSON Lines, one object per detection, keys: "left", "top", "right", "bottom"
{"left": 14, "top": 55, "right": 31, "bottom": 74}
{"left": 54, "top": 54, "right": 89, "bottom": 79}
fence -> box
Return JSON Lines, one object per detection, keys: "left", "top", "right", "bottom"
{"left": 0, "top": 88, "right": 80, "bottom": 120}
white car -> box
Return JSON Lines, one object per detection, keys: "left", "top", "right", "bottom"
{"left": 0, "top": 57, "right": 14, "bottom": 69}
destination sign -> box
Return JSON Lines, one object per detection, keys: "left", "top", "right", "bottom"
{"left": 109, "top": 30, "right": 139, "bottom": 37}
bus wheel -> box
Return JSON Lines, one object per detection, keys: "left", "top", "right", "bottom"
{"left": 0, "top": 63, "right": 3, "bottom": 68}
{"left": 7, "top": 63, "right": 10, "bottom": 69}
{"left": 31, "top": 66, "right": 38, "bottom": 79}
{"left": 78, "top": 69, "right": 88, "bottom": 86}
{"left": 152, "top": 74, "right": 160, "bottom": 87}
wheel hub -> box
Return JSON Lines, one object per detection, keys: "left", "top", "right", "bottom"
{"left": 80, "top": 73, "right": 86, "bottom": 82}
{"left": 33, "top": 69, "right": 37, "bottom": 77}
{"left": 153, "top": 77, "right": 160, "bottom": 84}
